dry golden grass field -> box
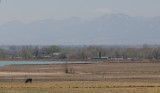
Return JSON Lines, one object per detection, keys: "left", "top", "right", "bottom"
{"left": 0, "top": 62, "right": 160, "bottom": 93}
{"left": 1, "top": 81, "right": 160, "bottom": 93}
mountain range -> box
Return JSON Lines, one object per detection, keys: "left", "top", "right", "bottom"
{"left": 0, "top": 13, "right": 160, "bottom": 45}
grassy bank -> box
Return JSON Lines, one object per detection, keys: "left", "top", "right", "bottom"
{"left": 0, "top": 58, "right": 147, "bottom": 63}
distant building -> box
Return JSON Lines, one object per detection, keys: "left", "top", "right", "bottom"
{"left": 53, "top": 53, "right": 60, "bottom": 56}
{"left": 43, "top": 55, "right": 51, "bottom": 58}
{"left": 15, "top": 56, "right": 22, "bottom": 59}
{"left": 91, "top": 52, "right": 109, "bottom": 59}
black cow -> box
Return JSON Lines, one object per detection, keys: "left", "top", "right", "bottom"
{"left": 25, "top": 78, "right": 32, "bottom": 84}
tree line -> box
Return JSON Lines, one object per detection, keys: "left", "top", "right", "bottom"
{"left": 0, "top": 45, "right": 160, "bottom": 60}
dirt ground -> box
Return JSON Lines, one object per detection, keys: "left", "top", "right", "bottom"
{"left": 0, "top": 62, "right": 160, "bottom": 81}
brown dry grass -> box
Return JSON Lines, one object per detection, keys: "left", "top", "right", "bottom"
{"left": 0, "top": 62, "right": 160, "bottom": 92}
{"left": 1, "top": 81, "right": 160, "bottom": 93}
{"left": 1, "top": 63, "right": 160, "bottom": 81}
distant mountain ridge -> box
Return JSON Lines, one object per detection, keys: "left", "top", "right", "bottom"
{"left": 0, "top": 13, "right": 160, "bottom": 45}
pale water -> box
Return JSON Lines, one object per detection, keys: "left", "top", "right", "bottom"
{"left": 0, "top": 61, "right": 90, "bottom": 66}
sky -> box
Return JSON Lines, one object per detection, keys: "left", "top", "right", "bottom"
{"left": 0, "top": 0, "right": 160, "bottom": 24}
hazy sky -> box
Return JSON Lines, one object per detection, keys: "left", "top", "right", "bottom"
{"left": 0, "top": 0, "right": 160, "bottom": 24}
